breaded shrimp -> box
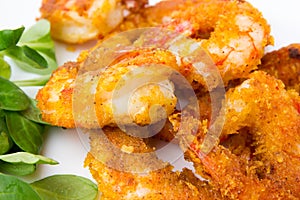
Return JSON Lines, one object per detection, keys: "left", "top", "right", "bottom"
{"left": 259, "top": 43, "right": 300, "bottom": 93}
{"left": 222, "top": 71, "right": 300, "bottom": 198}
{"left": 37, "top": 49, "right": 180, "bottom": 128}
{"left": 117, "top": 0, "right": 273, "bottom": 84}
{"left": 37, "top": 26, "right": 221, "bottom": 129}
{"left": 39, "top": 0, "right": 126, "bottom": 43}
{"left": 84, "top": 127, "right": 223, "bottom": 199}
{"left": 184, "top": 71, "right": 300, "bottom": 199}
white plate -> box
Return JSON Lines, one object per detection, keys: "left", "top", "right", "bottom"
{"left": 0, "top": 0, "right": 300, "bottom": 184}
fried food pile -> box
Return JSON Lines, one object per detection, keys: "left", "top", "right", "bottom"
{"left": 37, "top": 0, "right": 300, "bottom": 199}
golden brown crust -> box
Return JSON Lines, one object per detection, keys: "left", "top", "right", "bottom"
{"left": 36, "top": 62, "right": 79, "bottom": 128}
{"left": 84, "top": 127, "right": 222, "bottom": 199}
{"left": 259, "top": 43, "right": 300, "bottom": 93}
{"left": 36, "top": 49, "right": 182, "bottom": 129}
{"left": 186, "top": 71, "right": 300, "bottom": 199}
{"left": 117, "top": 0, "right": 273, "bottom": 84}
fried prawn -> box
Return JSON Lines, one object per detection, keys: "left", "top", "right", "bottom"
{"left": 85, "top": 127, "right": 222, "bottom": 199}
{"left": 118, "top": 0, "right": 273, "bottom": 84}
{"left": 39, "top": 0, "right": 148, "bottom": 43}
{"left": 185, "top": 71, "right": 300, "bottom": 199}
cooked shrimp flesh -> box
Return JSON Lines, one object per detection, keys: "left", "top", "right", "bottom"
{"left": 39, "top": 0, "right": 146, "bottom": 43}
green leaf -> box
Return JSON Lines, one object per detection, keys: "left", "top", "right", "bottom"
{"left": 0, "top": 76, "right": 30, "bottom": 111}
{"left": 21, "top": 99, "right": 50, "bottom": 125}
{"left": 22, "top": 45, "right": 48, "bottom": 68}
{"left": 0, "top": 117, "right": 13, "bottom": 155}
{"left": 0, "top": 110, "right": 4, "bottom": 118}
{"left": 5, "top": 46, "right": 47, "bottom": 70}
{"left": 0, "top": 20, "right": 57, "bottom": 86}
{"left": 0, "top": 27, "right": 24, "bottom": 51}
{"left": 19, "top": 19, "right": 50, "bottom": 44}
{"left": 5, "top": 46, "right": 56, "bottom": 75}
{"left": 0, "top": 152, "right": 58, "bottom": 165}
{"left": 0, "top": 173, "right": 41, "bottom": 200}
{"left": 18, "top": 19, "right": 58, "bottom": 74}
{"left": 0, "top": 57, "right": 11, "bottom": 79}
{"left": 0, "top": 131, "right": 12, "bottom": 155}
{"left": 5, "top": 111, "right": 44, "bottom": 154}
{"left": 0, "top": 161, "right": 36, "bottom": 176}
{"left": 38, "top": 50, "right": 57, "bottom": 72}
{"left": 13, "top": 75, "right": 50, "bottom": 87}
{"left": 31, "top": 175, "right": 98, "bottom": 200}
{"left": 2, "top": 20, "right": 58, "bottom": 75}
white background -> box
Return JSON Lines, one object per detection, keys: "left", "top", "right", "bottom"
{"left": 0, "top": 0, "right": 300, "bottom": 184}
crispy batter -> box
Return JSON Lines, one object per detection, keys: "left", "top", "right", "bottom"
{"left": 185, "top": 71, "right": 300, "bottom": 199}
{"left": 84, "top": 127, "right": 222, "bottom": 199}
{"left": 36, "top": 62, "right": 79, "bottom": 128}
{"left": 223, "top": 71, "right": 300, "bottom": 199}
{"left": 117, "top": 0, "right": 273, "bottom": 84}
{"left": 116, "top": 0, "right": 182, "bottom": 31}
{"left": 37, "top": 49, "right": 181, "bottom": 128}
{"left": 259, "top": 43, "right": 300, "bottom": 93}
{"left": 121, "top": 0, "right": 148, "bottom": 13}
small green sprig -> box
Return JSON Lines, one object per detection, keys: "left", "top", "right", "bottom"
{"left": 0, "top": 76, "right": 56, "bottom": 176}
{"left": 0, "top": 20, "right": 99, "bottom": 199}
{"left": 0, "top": 19, "right": 57, "bottom": 86}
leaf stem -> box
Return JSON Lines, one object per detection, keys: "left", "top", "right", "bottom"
{"left": 13, "top": 75, "right": 50, "bottom": 87}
